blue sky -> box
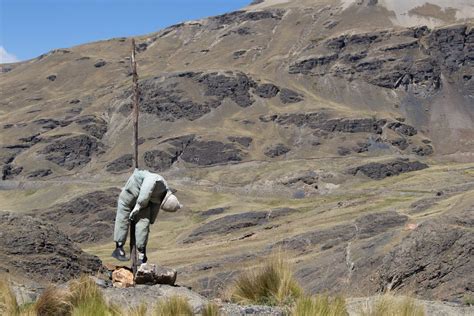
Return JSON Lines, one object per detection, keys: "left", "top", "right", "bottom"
{"left": 0, "top": 0, "right": 251, "bottom": 63}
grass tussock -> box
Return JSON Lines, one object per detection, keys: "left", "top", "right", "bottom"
{"left": 68, "top": 275, "right": 117, "bottom": 316}
{"left": 0, "top": 277, "right": 20, "bottom": 315}
{"left": 202, "top": 302, "right": 221, "bottom": 316}
{"left": 127, "top": 303, "right": 148, "bottom": 316}
{"left": 35, "top": 286, "right": 71, "bottom": 316}
{"left": 229, "top": 253, "right": 303, "bottom": 306}
{"left": 154, "top": 296, "right": 193, "bottom": 316}
{"left": 292, "top": 295, "right": 348, "bottom": 316}
{"left": 359, "top": 295, "right": 425, "bottom": 316}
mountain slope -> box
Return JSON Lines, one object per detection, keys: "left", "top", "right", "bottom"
{"left": 0, "top": 0, "right": 473, "bottom": 304}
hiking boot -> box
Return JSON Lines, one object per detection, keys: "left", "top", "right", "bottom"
{"left": 111, "top": 242, "right": 128, "bottom": 261}
{"left": 137, "top": 248, "right": 148, "bottom": 265}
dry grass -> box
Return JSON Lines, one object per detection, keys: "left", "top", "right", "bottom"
{"left": 35, "top": 285, "right": 71, "bottom": 316}
{"left": 202, "top": 302, "right": 221, "bottom": 316}
{"left": 0, "top": 277, "right": 20, "bottom": 315}
{"left": 229, "top": 253, "right": 303, "bottom": 306}
{"left": 358, "top": 295, "right": 425, "bottom": 316}
{"left": 292, "top": 295, "right": 348, "bottom": 316}
{"left": 154, "top": 296, "right": 193, "bottom": 316}
{"left": 127, "top": 303, "right": 148, "bottom": 316}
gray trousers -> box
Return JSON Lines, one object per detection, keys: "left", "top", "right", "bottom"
{"left": 113, "top": 192, "right": 151, "bottom": 250}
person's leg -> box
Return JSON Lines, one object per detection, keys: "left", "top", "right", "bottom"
{"left": 135, "top": 207, "right": 151, "bottom": 264}
{"left": 112, "top": 197, "right": 132, "bottom": 261}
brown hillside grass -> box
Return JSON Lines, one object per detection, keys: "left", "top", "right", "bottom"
{"left": 292, "top": 295, "right": 348, "bottom": 316}
{"left": 228, "top": 252, "right": 303, "bottom": 306}
{"left": 358, "top": 295, "right": 425, "bottom": 316}
{"left": 154, "top": 296, "right": 193, "bottom": 316}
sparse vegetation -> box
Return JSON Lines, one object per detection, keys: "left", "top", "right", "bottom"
{"left": 0, "top": 277, "right": 20, "bottom": 315}
{"left": 358, "top": 295, "right": 425, "bottom": 316}
{"left": 229, "top": 253, "right": 303, "bottom": 306}
{"left": 292, "top": 295, "right": 348, "bottom": 316}
{"left": 154, "top": 296, "right": 193, "bottom": 316}
{"left": 202, "top": 302, "right": 221, "bottom": 316}
{"left": 127, "top": 303, "right": 148, "bottom": 316}
{"left": 34, "top": 286, "right": 71, "bottom": 316}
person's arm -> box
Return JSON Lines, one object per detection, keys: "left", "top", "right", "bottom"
{"left": 130, "top": 175, "right": 169, "bottom": 220}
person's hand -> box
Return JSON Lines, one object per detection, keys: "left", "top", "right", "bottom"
{"left": 129, "top": 204, "right": 141, "bottom": 221}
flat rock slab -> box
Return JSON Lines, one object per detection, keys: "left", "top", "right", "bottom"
{"left": 102, "top": 284, "right": 207, "bottom": 313}
{"left": 135, "top": 263, "right": 177, "bottom": 286}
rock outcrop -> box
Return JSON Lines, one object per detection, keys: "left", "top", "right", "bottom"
{"left": 32, "top": 188, "right": 119, "bottom": 243}
{"left": 0, "top": 212, "right": 102, "bottom": 283}
{"left": 348, "top": 159, "right": 428, "bottom": 180}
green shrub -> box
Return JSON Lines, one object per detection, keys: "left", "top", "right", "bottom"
{"left": 292, "top": 295, "right": 348, "bottom": 316}
{"left": 229, "top": 253, "right": 302, "bottom": 306}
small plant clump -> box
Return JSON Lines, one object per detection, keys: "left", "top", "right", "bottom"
{"left": 229, "top": 253, "right": 303, "bottom": 306}
{"left": 358, "top": 295, "right": 425, "bottom": 316}
{"left": 0, "top": 277, "right": 20, "bottom": 315}
{"left": 292, "top": 295, "right": 348, "bottom": 316}
{"left": 202, "top": 302, "right": 221, "bottom": 316}
{"left": 154, "top": 296, "right": 194, "bottom": 316}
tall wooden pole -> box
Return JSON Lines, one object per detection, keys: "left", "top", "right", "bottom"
{"left": 131, "top": 39, "right": 139, "bottom": 169}
{"left": 130, "top": 38, "right": 139, "bottom": 276}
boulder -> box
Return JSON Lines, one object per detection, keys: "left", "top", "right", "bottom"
{"left": 112, "top": 268, "right": 135, "bottom": 288}
{"left": 135, "top": 263, "right": 177, "bottom": 286}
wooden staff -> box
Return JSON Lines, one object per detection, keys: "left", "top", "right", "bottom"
{"left": 130, "top": 38, "right": 139, "bottom": 276}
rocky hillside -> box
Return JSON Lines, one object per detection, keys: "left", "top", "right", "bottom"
{"left": 0, "top": 0, "right": 473, "bottom": 306}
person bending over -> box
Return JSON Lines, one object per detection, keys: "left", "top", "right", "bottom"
{"left": 112, "top": 168, "right": 181, "bottom": 264}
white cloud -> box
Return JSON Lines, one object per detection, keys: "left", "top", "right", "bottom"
{"left": 0, "top": 46, "right": 20, "bottom": 64}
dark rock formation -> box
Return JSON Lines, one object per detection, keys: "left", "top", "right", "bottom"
{"left": 375, "top": 213, "right": 473, "bottom": 302}
{"left": 289, "top": 24, "right": 472, "bottom": 96}
{"left": 264, "top": 143, "right": 291, "bottom": 157}
{"left": 120, "top": 75, "right": 219, "bottom": 121}
{"left": 181, "top": 140, "right": 244, "bottom": 166}
{"left": 0, "top": 212, "right": 102, "bottom": 283}
{"left": 200, "top": 207, "right": 228, "bottom": 217}
{"left": 337, "top": 147, "right": 351, "bottom": 156}
{"left": 144, "top": 149, "right": 180, "bottom": 171}
{"left": 183, "top": 209, "right": 294, "bottom": 243}
{"left": 94, "top": 60, "right": 106, "bottom": 68}
{"left": 209, "top": 10, "right": 284, "bottom": 27}
{"left": 255, "top": 83, "right": 280, "bottom": 98}
{"left": 260, "top": 112, "right": 387, "bottom": 134}
{"left": 27, "top": 169, "right": 52, "bottom": 178}
{"left": 2, "top": 164, "right": 23, "bottom": 180}
{"left": 390, "top": 138, "right": 409, "bottom": 150}
{"left": 228, "top": 136, "right": 253, "bottom": 147}
{"left": 106, "top": 154, "right": 133, "bottom": 173}
{"left": 32, "top": 188, "right": 119, "bottom": 243}
{"left": 348, "top": 159, "right": 428, "bottom": 180}
{"left": 233, "top": 50, "right": 247, "bottom": 59}
{"left": 387, "top": 122, "right": 417, "bottom": 136}
{"left": 39, "top": 135, "right": 103, "bottom": 170}
{"left": 412, "top": 145, "right": 434, "bottom": 156}
{"left": 46, "top": 75, "right": 57, "bottom": 81}
{"left": 282, "top": 172, "right": 318, "bottom": 186}
{"left": 75, "top": 115, "right": 108, "bottom": 139}
{"left": 197, "top": 72, "right": 257, "bottom": 107}
{"left": 33, "top": 118, "right": 70, "bottom": 130}
{"left": 279, "top": 88, "right": 304, "bottom": 103}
